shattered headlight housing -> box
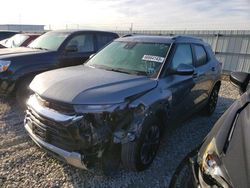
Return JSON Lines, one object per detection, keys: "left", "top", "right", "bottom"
{"left": 74, "top": 104, "right": 113, "bottom": 113}
{"left": 74, "top": 102, "right": 130, "bottom": 130}
{"left": 74, "top": 102, "right": 128, "bottom": 114}
{"left": 0, "top": 60, "right": 11, "bottom": 73}
{"left": 198, "top": 139, "right": 232, "bottom": 187}
{"left": 200, "top": 140, "right": 221, "bottom": 176}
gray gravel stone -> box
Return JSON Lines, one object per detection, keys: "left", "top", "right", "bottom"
{"left": 0, "top": 81, "right": 240, "bottom": 188}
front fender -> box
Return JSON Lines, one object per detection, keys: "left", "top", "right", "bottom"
{"left": 113, "top": 87, "right": 172, "bottom": 144}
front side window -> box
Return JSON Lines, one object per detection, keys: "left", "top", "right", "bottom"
{"left": 28, "top": 32, "right": 69, "bottom": 51}
{"left": 87, "top": 41, "right": 170, "bottom": 78}
{"left": 66, "top": 34, "right": 94, "bottom": 52}
{"left": 194, "top": 45, "right": 207, "bottom": 67}
{"left": 170, "top": 44, "right": 193, "bottom": 70}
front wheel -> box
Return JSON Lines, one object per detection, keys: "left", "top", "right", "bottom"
{"left": 16, "top": 79, "right": 32, "bottom": 109}
{"left": 121, "top": 118, "right": 161, "bottom": 171}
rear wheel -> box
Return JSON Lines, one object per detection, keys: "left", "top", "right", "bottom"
{"left": 203, "top": 86, "right": 219, "bottom": 115}
{"left": 16, "top": 79, "right": 32, "bottom": 109}
{"left": 121, "top": 117, "right": 161, "bottom": 171}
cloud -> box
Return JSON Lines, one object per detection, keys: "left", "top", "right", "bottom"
{"left": 107, "top": 0, "right": 250, "bottom": 28}
{"left": 0, "top": 0, "right": 249, "bottom": 29}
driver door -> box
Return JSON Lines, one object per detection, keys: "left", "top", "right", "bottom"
{"left": 59, "top": 33, "right": 95, "bottom": 67}
{"left": 165, "top": 43, "right": 197, "bottom": 122}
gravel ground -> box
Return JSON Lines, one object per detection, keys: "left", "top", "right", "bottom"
{"left": 0, "top": 81, "right": 240, "bottom": 188}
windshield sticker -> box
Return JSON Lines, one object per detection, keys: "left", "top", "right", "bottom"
{"left": 147, "top": 67, "right": 155, "bottom": 74}
{"left": 142, "top": 55, "right": 165, "bottom": 63}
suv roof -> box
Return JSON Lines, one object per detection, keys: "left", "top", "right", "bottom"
{"left": 117, "top": 35, "right": 205, "bottom": 45}
{"left": 48, "top": 29, "right": 118, "bottom": 36}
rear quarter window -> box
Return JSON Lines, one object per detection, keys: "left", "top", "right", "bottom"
{"left": 194, "top": 45, "right": 208, "bottom": 67}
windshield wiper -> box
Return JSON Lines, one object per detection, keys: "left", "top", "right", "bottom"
{"left": 110, "top": 68, "right": 148, "bottom": 76}
{"left": 133, "top": 70, "right": 148, "bottom": 76}
{"left": 109, "top": 68, "right": 131, "bottom": 74}
{"left": 29, "top": 47, "right": 48, "bottom": 50}
{"left": 91, "top": 64, "right": 147, "bottom": 76}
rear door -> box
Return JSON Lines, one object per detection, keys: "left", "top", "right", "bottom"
{"left": 192, "top": 44, "right": 213, "bottom": 105}
{"left": 59, "top": 33, "right": 95, "bottom": 67}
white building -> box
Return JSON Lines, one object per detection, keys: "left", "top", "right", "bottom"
{"left": 0, "top": 24, "right": 45, "bottom": 32}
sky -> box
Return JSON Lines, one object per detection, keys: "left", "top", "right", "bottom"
{"left": 1, "top": 0, "right": 250, "bottom": 30}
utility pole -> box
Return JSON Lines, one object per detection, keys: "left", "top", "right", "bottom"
{"left": 129, "top": 23, "right": 133, "bottom": 34}
{"left": 19, "top": 13, "right": 22, "bottom": 32}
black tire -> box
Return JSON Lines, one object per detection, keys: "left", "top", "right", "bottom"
{"left": 204, "top": 86, "right": 219, "bottom": 116}
{"left": 121, "top": 117, "right": 161, "bottom": 171}
{"left": 16, "top": 79, "right": 32, "bottom": 109}
{"left": 171, "top": 164, "right": 194, "bottom": 188}
{"left": 101, "top": 143, "right": 121, "bottom": 176}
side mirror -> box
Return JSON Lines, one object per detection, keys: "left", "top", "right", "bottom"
{"left": 176, "top": 64, "right": 194, "bottom": 75}
{"left": 65, "top": 45, "right": 78, "bottom": 52}
{"left": 230, "top": 72, "right": 250, "bottom": 94}
{"left": 89, "top": 53, "right": 95, "bottom": 59}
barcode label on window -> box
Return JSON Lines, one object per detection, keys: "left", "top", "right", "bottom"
{"left": 142, "top": 55, "right": 165, "bottom": 63}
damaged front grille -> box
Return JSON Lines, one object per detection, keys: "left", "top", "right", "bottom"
{"left": 26, "top": 108, "right": 80, "bottom": 151}
{"left": 25, "top": 94, "right": 131, "bottom": 161}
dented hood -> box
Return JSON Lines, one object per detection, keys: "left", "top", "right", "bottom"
{"left": 30, "top": 65, "right": 158, "bottom": 105}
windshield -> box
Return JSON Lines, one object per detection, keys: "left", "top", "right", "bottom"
{"left": 28, "top": 32, "right": 68, "bottom": 51}
{"left": 2, "top": 34, "right": 29, "bottom": 48}
{"left": 87, "top": 41, "right": 170, "bottom": 77}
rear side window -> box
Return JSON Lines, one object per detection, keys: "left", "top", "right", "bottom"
{"left": 97, "top": 34, "right": 116, "bottom": 49}
{"left": 66, "top": 34, "right": 94, "bottom": 52}
{"left": 171, "top": 44, "right": 193, "bottom": 70}
{"left": 194, "top": 45, "right": 207, "bottom": 67}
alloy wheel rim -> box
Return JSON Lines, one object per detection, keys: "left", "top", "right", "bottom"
{"left": 209, "top": 90, "right": 218, "bottom": 112}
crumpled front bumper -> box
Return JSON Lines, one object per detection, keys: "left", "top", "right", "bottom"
{"left": 25, "top": 123, "right": 87, "bottom": 169}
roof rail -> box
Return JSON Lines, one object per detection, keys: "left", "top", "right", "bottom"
{"left": 172, "top": 35, "right": 203, "bottom": 41}
{"left": 121, "top": 34, "right": 133, "bottom": 37}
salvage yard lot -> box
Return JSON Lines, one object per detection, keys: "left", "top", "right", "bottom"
{"left": 0, "top": 81, "right": 239, "bottom": 188}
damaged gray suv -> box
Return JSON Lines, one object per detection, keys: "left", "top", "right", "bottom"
{"left": 24, "top": 35, "right": 221, "bottom": 173}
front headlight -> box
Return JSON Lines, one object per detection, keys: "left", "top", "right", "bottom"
{"left": 74, "top": 104, "right": 115, "bottom": 113}
{"left": 200, "top": 139, "right": 222, "bottom": 176}
{"left": 199, "top": 139, "right": 232, "bottom": 187}
{"left": 74, "top": 102, "right": 128, "bottom": 113}
{"left": 0, "top": 60, "right": 11, "bottom": 73}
